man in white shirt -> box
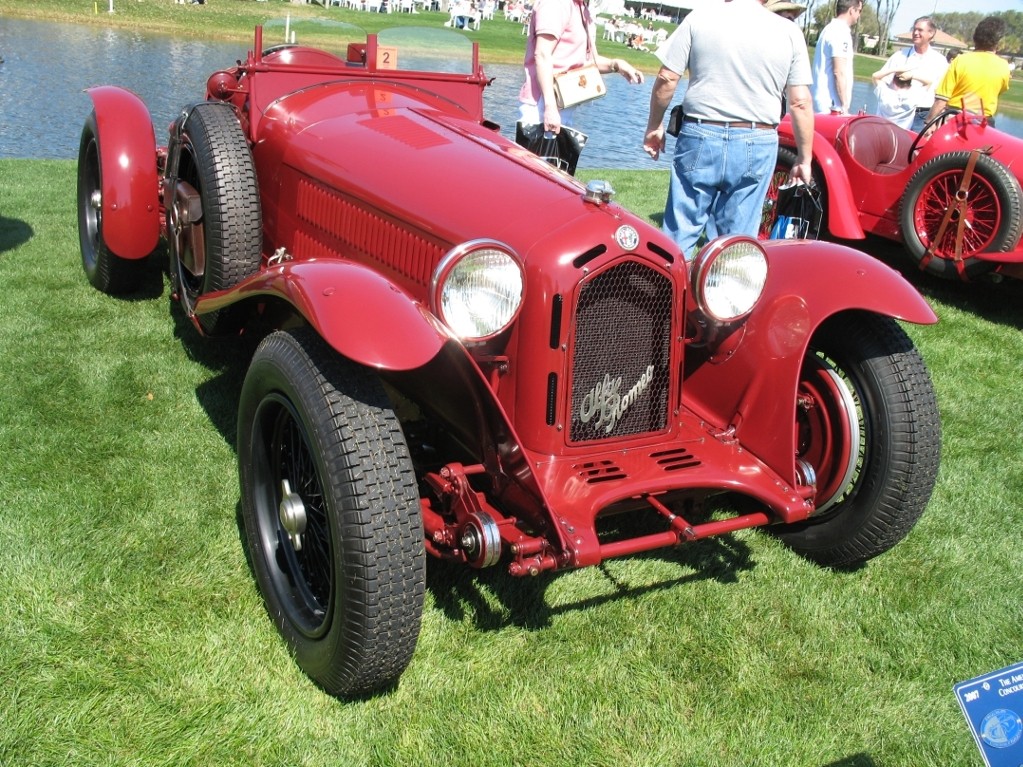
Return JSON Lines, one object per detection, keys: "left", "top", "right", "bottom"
{"left": 643, "top": 0, "right": 814, "bottom": 259}
{"left": 811, "top": 0, "right": 863, "bottom": 114}
{"left": 877, "top": 16, "right": 949, "bottom": 131}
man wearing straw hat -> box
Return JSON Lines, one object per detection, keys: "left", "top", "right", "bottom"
{"left": 642, "top": 0, "right": 814, "bottom": 261}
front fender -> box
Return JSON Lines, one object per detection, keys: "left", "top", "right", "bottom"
{"left": 684, "top": 240, "right": 936, "bottom": 482}
{"left": 196, "top": 260, "right": 450, "bottom": 371}
{"left": 85, "top": 86, "right": 160, "bottom": 259}
{"left": 779, "top": 123, "right": 865, "bottom": 240}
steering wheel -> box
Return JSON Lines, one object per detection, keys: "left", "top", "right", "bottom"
{"left": 907, "top": 108, "right": 959, "bottom": 163}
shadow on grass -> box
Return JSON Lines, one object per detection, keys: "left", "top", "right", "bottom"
{"left": 0, "top": 213, "right": 33, "bottom": 254}
{"left": 847, "top": 234, "right": 1023, "bottom": 331}
{"left": 426, "top": 532, "right": 756, "bottom": 632}
{"left": 821, "top": 754, "right": 878, "bottom": 767}
{"left": 175, "top": 305, "right": 260, "bottom": 454}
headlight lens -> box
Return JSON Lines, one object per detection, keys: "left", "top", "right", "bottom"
{"left": 692, "top": 236, "right": 768, "bottom": 322}
{"left": 433, "top": 242, "right": 524, "bottom": 341}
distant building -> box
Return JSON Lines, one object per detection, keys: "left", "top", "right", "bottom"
{"left": 891, "top": 29, "right": 968, "bottom": 57}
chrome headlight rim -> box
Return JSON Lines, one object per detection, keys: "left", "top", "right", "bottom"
{"left": 430, "top": 239, "right": 525, "bottom": 343}
{"left": 691, "top": 235, "right": 769, "bottom": 324}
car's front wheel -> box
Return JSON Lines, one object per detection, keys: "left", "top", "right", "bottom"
{"left": 779, "top": 312, "right": 941, "bottom": 567}
{"left": 238, "top": 329, "right": 425, "bottom": 699}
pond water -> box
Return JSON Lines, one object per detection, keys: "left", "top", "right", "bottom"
{"left": 2, "top": 16, "right": 1022, "bottom": 170}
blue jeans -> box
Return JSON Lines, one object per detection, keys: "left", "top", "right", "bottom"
{"left": 663, "top": 122, "right": 779, "bottom": 260}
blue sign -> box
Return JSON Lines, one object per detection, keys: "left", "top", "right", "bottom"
{"left": 955, "top": 660, "right": 1023, "bottom": 767}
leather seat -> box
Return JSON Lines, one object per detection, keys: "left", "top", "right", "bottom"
{"left": 841, "top": 117, "right": 914, "bottom": 175}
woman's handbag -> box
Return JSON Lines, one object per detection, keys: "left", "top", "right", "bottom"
{"left": 553, "top": 63, "right": 606, "bottom": 109}
{"left": 549, "top": 2, "right": 605, "bottom": 110}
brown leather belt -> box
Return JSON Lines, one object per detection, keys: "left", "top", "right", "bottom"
{"left": 683, "top": 116, "right": 776, "bottom": 130}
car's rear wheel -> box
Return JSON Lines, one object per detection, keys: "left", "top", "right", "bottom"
{"left": 238, "top": 328, "right": 425, "bottom": 699}
{"left": 779, "top": 313, "right": 940, "bottom": 567}
{"left": 167, "top": 103, "right": 262, "bottom": 334}
{"left": 759, "top": 146, "right": 827, "bottom": 241}
{"left": 77, "top": 112, "right": 146, "bottom": 294}
{"left": 900, "top": 151, "right": 1023, "bottom": 281}
{"left": 759, "top": 147, "right": 797, "bottom": 240}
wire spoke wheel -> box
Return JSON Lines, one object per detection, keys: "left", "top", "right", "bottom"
{"left": 256, "top": 395, "right": 334, "bottom": 636}
{"left": 900, "top": 151, "right": 1023, "bottom": 280}
{"left": 239, "top": 329, "right": 425, "bottom": 699}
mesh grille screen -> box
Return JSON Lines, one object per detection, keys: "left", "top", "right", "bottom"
{"left": 569, "top": 261, "right": 673, "bottom": 442}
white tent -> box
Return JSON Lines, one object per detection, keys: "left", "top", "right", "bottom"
{"left": 645, "top": 0, "right": 698, "bottom": 8}
{"left": 592, "top": 0, "right": 628, "bottom": 15}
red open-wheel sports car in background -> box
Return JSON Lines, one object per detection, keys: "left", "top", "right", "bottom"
{"left": 763, "top": 109, "right": 1023, "bottom": 282}
{"left": 78, "top": 21, "right": 941, "bottom": 699}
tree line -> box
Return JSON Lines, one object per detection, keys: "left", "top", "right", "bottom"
{"left": 793, "top": 4, "right": 1023, "bottom": 58}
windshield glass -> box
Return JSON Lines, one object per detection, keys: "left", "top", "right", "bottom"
{"left": 258, "top": 19, "right": 477, "bottom": 75}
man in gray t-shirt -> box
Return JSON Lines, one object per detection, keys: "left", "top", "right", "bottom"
{"left": 643, "top": 0, "right": 814, "bottom": 259}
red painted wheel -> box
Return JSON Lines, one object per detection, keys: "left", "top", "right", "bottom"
{"left": 900, "top": 151, "right": 1023, "bottom": 280}
{"left": 778, "top": 313, "right": 940, "bottom": 568}
{"left": 759, "top": 147, "right": 797, "bottom": 240}
{"left": 795, "top": 354, "right": 859, "bottom": 513}
{"left": 759, "top": 146, "right": 827, "bottom": 241}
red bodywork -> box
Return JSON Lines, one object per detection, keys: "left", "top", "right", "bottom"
{"left": 84, "top": 26, "right": 937, "bottom": 576}
{"left": 778, "top": 111, "right": 1023, "bottom": 279}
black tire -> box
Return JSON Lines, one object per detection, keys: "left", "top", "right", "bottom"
{"left": 759, "top": 146, "right": 828, "bottom": 241}
{"left": 900, "top": 151, "right": 1023, "bottom": 281}
{"left": 776, "top": 312, "right": 940, "bottom": 567}
{"left": 77, "top": 111, "right": 146, "bottom": 294}
{"left": 238, "top": 329, "right": 425, "bottom": 699}
{"left": 167, "top": 103, "right": 262, "bottom": 334}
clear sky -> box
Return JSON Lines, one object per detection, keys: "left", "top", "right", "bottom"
{"left": 891, "top": 0, "right": 1023, "bottom": 38}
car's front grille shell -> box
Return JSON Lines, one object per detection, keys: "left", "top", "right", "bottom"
{"left": 569, "top": 261, "right": 673, "bottom": 442}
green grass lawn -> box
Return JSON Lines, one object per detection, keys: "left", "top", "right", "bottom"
{"left": 1, "top": 159, "right": 1022, "bottom": 766}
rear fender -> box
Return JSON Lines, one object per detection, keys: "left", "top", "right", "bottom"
{"left": 85, "top": 86, "right": 161, "bottom": 259}
{"left": 196, "top": 260, "right": 451, "bottom": 370}
{"left": 779, "top": 124, "right": 865, "bottom": 240}
{"left": 684, "top": 240, "right": 936, "bottom": 482}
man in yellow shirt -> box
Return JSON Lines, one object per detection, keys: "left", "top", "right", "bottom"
{"left": 925, "top": 16, "right": 1010, "bottom": 125}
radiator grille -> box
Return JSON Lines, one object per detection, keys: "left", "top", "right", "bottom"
{"left": 569, "top": 261, "right": 673, "bottom": 442}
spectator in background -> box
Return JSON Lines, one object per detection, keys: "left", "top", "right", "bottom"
{"left": 519, "top": 0, "right": 644, "bottom": 136}
{"left": 811, "top": 0, "right": 863, "bottom": 114}
{"left": 764, "top": 0, "right": 805, "bottom": 22}
{"left": 877, "top": 16, "right": 948, "bottom": 131}
{"left": 643, "top": 0, "right": 814, "bottom": 260}
{"left": 925, "top": 16, "right": 1010, "bottom": 126}
{"left": 871, "top": 69, "right": 916, "bottom": 128}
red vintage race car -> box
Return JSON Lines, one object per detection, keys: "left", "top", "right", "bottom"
{"left": 77, "top": 22, "right": 941, "bottom": 699}
{"left": 763, "top": 109, "right": 1023, "bottom": 282}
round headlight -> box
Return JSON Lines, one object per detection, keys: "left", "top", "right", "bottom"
{"left": 692, "top": 236, "right": 768, "bottom": 323}
{"left": 432, "top": 241, "right": 524, "bottom": 341}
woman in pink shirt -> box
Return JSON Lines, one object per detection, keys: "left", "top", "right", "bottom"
{"left": 519, "top": 0, "right": 644, "bottom": 135}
